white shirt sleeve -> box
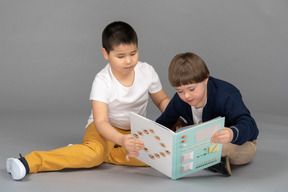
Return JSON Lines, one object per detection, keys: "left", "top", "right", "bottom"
{"left": 148, "top": 65, "right": 162, "bottom": 94}
{"left": 90, "top": 75, "right": 110, "bottom": 103}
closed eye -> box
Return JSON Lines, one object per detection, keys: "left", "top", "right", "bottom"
{"left": 117, "top": 55, "right": 125, "bottom": 58}
{"left": 130, "top": 51, "right": 137, "bottom": 56}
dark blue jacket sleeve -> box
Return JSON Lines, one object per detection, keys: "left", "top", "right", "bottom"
{"left": 221, "top": 92, "right": 259, "bottom": 145}
{"left": 156, "top": 94, "right": 181, "bottom": 129}
{"left": 156, "top": 93, "right": 195, "bottom": 130}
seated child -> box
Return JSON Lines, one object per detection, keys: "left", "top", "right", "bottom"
{"left": 156, "top": 52, "right": 259, "bottom": 176}
{"left": 6, "top": 21, "right": 170, "bottom": 181}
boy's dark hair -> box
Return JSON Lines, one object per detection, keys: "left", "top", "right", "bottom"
{"left": 102, "top": 21, "right": 138, "bottom": 54}
{"left": 168, "top": 52, "right": 210, "bottom": 87}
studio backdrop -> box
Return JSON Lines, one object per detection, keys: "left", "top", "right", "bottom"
{"left": 0, "top": 0, "right": 287, "bottom": 118}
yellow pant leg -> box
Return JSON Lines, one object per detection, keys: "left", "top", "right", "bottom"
{"left": 105, "top": 147, "right": 148, "bottom": 166}
{"left": 25, "top": 122, "right": 115, "bottom": 173}
{"left": 104, "top": 129, "right": 148, "bottom": 166}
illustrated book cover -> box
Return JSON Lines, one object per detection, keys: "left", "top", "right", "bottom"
{"left": 130, "top": 112, "right": 225, "bottom": 180}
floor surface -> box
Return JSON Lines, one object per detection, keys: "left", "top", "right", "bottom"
{"left": 0, "top": 112, "right": 287, "bottom": 192}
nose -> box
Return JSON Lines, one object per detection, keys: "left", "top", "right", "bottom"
{"left": 126, "top": 56, "right": 131, "bottom": 64}
{"left": 184, "top": 91, "right": 191, "bottom": 100}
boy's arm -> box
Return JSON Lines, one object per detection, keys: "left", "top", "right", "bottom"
{"left": 92, "top": 100, "right": 144, "bottom": 160}
{"left": 213, "top": 92, "right": 258, "bottom": 145}
{"left": 149, "top": 88, "right": 170, "bottom": 112}
{"left": 155, "top": 93, "right": 184, "bottom": 129}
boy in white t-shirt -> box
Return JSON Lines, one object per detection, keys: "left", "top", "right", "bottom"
{"left": 6, "top": 21, "right": 170, "bottom": 181}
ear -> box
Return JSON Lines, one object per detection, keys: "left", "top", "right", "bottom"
{"left": 102, "top": 48, "right": 109, "bottom": 60}
{"left": 204, "top": 76, "right": 209, "bottom": 85}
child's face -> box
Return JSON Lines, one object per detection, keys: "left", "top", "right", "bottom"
{"left": 175, "top": 78, "right": 208, "bottom": 109}
{"left": 102, "top": 43, "right": 138, "bottom": 78}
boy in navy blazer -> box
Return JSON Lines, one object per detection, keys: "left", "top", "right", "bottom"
{"left": 156, "top": 52, "right": 259, "bottom": 176}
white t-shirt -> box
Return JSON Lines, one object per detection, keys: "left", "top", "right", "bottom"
{"left": 191, "top": 106, "right": 203, "bottom": 124}
{"left": 191, "top": 99, "right": 207, "bottom": 124}
{"left": 87, "top": 61, "right": 162, "bottom": 130}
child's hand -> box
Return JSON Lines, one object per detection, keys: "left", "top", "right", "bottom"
{"left": 122, "top": 135, "right": 144, "bottom": 161}
{"left": 211, "top": 127, "right": 233, "bottom": 144}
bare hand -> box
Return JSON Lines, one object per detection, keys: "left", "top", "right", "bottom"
{"left": 211, "top": 127, "right": 233, "bottom": 144}
{"left": 122, "top": 135, "right": 144, "bottom": 161}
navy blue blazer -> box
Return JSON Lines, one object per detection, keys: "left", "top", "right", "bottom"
{"left": 156, "top": 76, "right": 259, "bottom": 145}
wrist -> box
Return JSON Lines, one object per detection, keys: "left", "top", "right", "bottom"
{"left": 230, "top": 126, "right": 239, "bottom": 142}
{"left": 118, "top": 134, "right": 128, "bottom": 147}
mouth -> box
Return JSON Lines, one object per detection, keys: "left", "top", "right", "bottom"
{"left": 186, "top": 99, "right": 194, "bottom": 103}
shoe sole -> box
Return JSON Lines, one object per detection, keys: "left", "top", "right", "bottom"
{"left": 225, "top": 156, "right": 232, "bottom": 176}
{"left": 6, "top": 158, "right": 26, "bottom": 181}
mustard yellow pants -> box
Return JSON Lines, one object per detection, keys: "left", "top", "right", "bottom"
{"left": 25, "top": 122, "right": 257, "bottom": 173}
{"left": 25, "top": 122, "right": 147, "bottom": 173}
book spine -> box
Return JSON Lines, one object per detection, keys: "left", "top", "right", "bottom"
{"left": 171, "top": 135, "right": 178, "bottom": 180}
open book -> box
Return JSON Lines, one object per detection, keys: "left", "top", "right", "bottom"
{"left": 130, "top": 112, "right": 225, "bottom": 180}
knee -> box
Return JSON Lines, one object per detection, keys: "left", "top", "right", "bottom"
{"left": 81, "top": 143, "right": 106, "bottom": 167}
{"left": 229, "top": 141, "right": 257, "bottom": 165}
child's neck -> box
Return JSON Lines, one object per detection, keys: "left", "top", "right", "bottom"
{"left": 112, "top": 69, "right": 135, "bottom": 87}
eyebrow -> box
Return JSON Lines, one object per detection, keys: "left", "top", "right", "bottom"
{"left": 176, "top": 85, "right": 196, "bottom": 90}
{"left": 175, "top": 87, "right": 184, "bottom": 91}
{"left": 116, "top": 49, "right": 137, "bottom": 56}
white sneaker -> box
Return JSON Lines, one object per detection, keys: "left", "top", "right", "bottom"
{"left": 6, "top": 158, "right": 26, "bottom": 181}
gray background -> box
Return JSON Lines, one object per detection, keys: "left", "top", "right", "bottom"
{"left": 1, "top": 0, "right": 287, "bottom": 118}
{"left": 0, "top": 1, "right": 288, "bottom": 192}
